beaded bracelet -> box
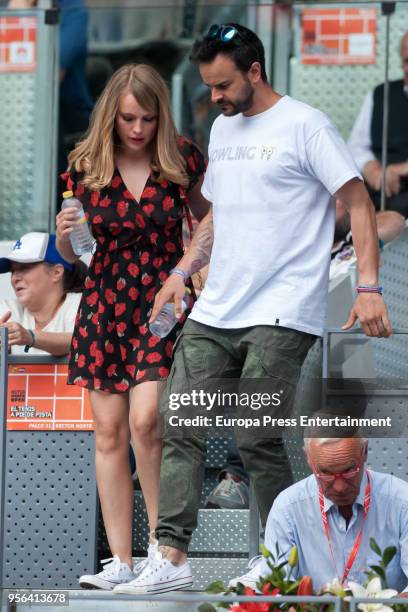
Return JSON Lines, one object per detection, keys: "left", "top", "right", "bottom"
{"left": 24, "top": 329, "right": 36, "bottom": 353}
{"left": 170, "top": 267, "right": 188, "bottom": 282}
{"left": 356, "top": 285, "right": 383, "bottom": 295}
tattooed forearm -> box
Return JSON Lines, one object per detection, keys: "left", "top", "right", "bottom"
{"left": 180, "top": 208, "right": 213, "bottom": 276}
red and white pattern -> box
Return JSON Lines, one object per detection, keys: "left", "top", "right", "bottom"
{"left": 0, "top": 16, "right": 36, "bottom": 73}
{"left": 301, "top": 8, "right": 377, "bottom": 65}
{"left": 62, "top": 137, "right": 205, "bottom": 393}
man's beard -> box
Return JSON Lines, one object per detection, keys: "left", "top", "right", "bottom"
{"left": 220, "top": 82, "right": 255, "bottom": 116}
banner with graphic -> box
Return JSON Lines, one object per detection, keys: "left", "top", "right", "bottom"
{"left": 0, "top": 16, "right": 36, "bottom": 73}
{"left": 301, "top": 8, "right": 377, "bottom": 65}
{"left": 7, "top": 363, "right": 93, "bottom": 431}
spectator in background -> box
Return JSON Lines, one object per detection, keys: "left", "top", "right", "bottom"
{"left": 8, "top": 0, "right": 94, "bottom": 210}
{"left": 57, "top": 0, "right": 94, "bottom": 210}
{"left": 330, "top": 199, "right": 406, "bottom": 280}
{"left": 205, "top": 437, "right": 249, "bottom": 510}
{"left": 0, "top": 232, "right": 85, "bottom": 355}
{"left": 244, "top": 437, "right": 408, "bottom": 594}
{"left": 348, "top": 32, "right": 408, "bottom": 216}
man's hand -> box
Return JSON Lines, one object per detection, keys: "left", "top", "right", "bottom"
{"left": 149, "top": 274, "right": 187, "bottom": 323}
{"left": 363, "top": 161, "right": 402, "bottom": 197}
{"left": 364, "top": 161, "right": 382, "bottom": 191}
{"left": 342, "top": 293, "right": 392, "bottom": 337}
{"left": 398, "top": 592, "right": 408, "bottom": 598}
{"left": 384, "top": 165, "right": 401, "bottom": 197}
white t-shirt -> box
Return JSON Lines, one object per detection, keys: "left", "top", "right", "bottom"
{"left": 192, "top": 95, "right": 361, "bottom": 336}
{"left": 0, "top": 292, "right": 81, "bottom": 355}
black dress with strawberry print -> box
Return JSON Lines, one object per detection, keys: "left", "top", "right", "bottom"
{"left": 62, "top": 137, "right": 206, "bottom": 393}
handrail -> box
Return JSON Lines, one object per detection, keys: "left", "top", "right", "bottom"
{"left": 65, "top": 591, "right": 342, "bottom": 609}
{"left": 7, "top": 355, "right": 68, "bottom": 365}
{"left": 0, "top": 328, "right": 8, "bottom": 596}
{"left": 350, "top": 596, "right": 408, "bottom": 609}
{"left": 322, "top": 328, "right": 408, "bottom": 379}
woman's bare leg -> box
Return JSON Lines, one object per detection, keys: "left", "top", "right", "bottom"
{"left": 129, "top": 381, "right": 162, "bottom": 537}
{"left": 90, "top": 389, "right": 133, "bottom": 568}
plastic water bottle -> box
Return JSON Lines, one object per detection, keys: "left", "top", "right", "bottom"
{"left": 61, "top": 190, "right": 94, "bottom": 255}
{"left": 149, "top": 293, "right": 189, "bottom": 338}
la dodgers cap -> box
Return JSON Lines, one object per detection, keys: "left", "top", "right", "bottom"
{"left": 0, "top": 232, "right": 74, "bottom": 274}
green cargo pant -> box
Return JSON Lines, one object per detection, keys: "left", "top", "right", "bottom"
{"left": 156, "top": 319, "right": 315, "bottom": 553}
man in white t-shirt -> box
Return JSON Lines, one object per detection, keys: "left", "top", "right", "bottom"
{"left": 114, "top": 23, "right": 391, "bottom": 595}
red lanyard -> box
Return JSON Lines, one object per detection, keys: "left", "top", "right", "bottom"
{"left": 319, "top": 471, "right": 371, "bottom": 585}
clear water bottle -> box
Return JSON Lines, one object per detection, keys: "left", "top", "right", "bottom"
{"left": 149, "top": 292, "right": 189, "bottom": 338}
{"left": 61, "top": 190, "right": 94, "bottom": 256}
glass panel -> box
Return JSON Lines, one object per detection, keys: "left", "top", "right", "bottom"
{"left": 0, "top": 8, "right": 58, "bottom": 241}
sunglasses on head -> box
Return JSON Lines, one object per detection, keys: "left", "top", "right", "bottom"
{"left": 207, "top": 24, "right": 238, "bottom": 43}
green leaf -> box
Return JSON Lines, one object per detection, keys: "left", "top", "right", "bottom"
{"left": 235, "top": 582, "right": 246, "bottom": 595}
{"left": 205, "top": 580, "right": 226, "bottom": 594}
{"left": 276, "top": 560, "right": 289, "bottom": 570}
{"left": 369, "top": 564, "right": 386, "bottom": 581}
{"left": 198, "top": 605, "right": 217, "bottom": 612}
{"left": 382, "top": 546, "right": 397, "bottom": 567}
{"left": 365, "top": 569, "right": 377, "bottom": 582}
{"left": 369, "top": 538, "right": 382, "bottom": 557}
{"left": 286, "top": 581, "right": 301, "bottom": 594}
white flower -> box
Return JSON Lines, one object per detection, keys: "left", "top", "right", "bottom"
{"left": 347, "top": 577, "right": 398, "bottom": 612}
{"left": 322, "top": 578, "right": 347, "bottom": 597}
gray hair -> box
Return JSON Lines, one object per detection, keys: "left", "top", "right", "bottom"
{"left": 304, "top": 437, "right": 367, "bottom": 452}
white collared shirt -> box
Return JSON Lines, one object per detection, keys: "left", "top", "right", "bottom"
{"left": 259, "top": 470, "right": 408, "bottom": 591}
{"left": 348, "top": 84, "right": 408, "bottom": 171}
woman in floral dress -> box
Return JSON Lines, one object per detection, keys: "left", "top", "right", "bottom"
{"left": 56, "top": 64, "right": 209, "bottom": 589}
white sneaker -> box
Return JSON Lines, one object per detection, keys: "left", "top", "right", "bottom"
{"left": 132, "top": 539, "right": 159, "bottom": 575}
{"left": 113, "top": 549, "right": 193, "bottom": 594}
{"left": 228, "top": 555, "right": 264, "bottom": 590}
{"left": 79, "top": 555, "right": 134, "bottom": 590}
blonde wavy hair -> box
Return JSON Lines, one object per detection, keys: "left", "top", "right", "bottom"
{"left": 68, "top": 64, "right": 189, "bottom": 190}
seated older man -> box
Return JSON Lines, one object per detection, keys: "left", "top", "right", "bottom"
{"left": 231, "top": 437, "right": 408, "bottom": 594}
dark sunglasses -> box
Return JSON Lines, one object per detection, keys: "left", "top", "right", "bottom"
{"left": 207, "top": 24, "right": 238, "bottom": 43}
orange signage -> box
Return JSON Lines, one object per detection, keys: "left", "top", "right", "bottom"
{"left": 301, "top": 8, "right": 377, "bottom": 65}
{"left": 0, "top": 16, "right": 37, "bottom": 73}
{"left": 7, "top": 364, "right": 93, "bottom": 431}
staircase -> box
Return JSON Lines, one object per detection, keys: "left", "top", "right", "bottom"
{"left": 98, "top": 437, "right": 257, "bottom": 590}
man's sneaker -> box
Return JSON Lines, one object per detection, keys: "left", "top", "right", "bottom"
{"left": 132, "top": 539, "right": 159, "bottom": 576}
{"left": 228, "top": 555, "right": 264, "bottom": 590}
{"left": 205, "top": 477, "right": 249, "bottom": 509}
{"left": 79, "top": 555, "right": 134, "bottom": 590}
{"left": 113, "top": 549, "right": 193, "bottom": 594}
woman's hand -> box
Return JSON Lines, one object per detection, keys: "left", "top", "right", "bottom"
{"left": 0, "top": 312, "right": 32, "bottom": 347}
{"left": 55, "top": 207, "right": 79, "bottom": 263}
{"left": 56, "top": 207, "right": 79, "bottom": 244}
